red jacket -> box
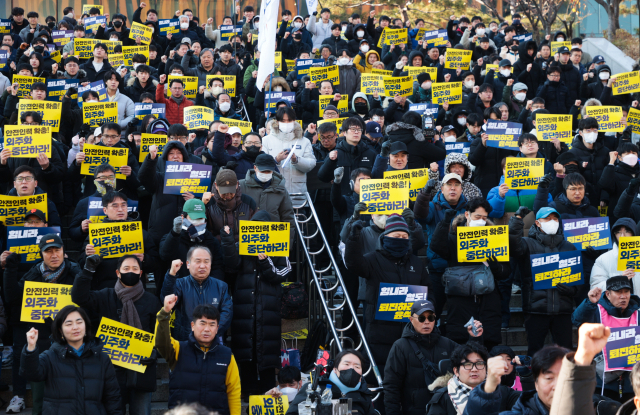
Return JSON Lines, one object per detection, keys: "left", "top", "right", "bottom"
{"left": 155, "top": 83, "right": 194, "bottom": 125}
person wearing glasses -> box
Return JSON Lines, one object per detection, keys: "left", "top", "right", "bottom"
{"left": 384, "top": 300, "right": 484, "bottom": 415}
{"left": 6, "top": 166, "right": 61, "bottom": 227}
{"left": 535, "top": 65, "right": 571, "bottom": 115}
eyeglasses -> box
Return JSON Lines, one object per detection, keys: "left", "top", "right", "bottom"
{"left": 415, "top": 314, "right": 436, "bottom": 323}
{"left": 171, "top": 136, "right": 188, "bottom": 142}
{"left": 15, "top": 176, "right": 35, "bottom": 183}
{"left": 348, "top": 127, "right": 362, "bottom": 133}
{"left": 461, "top": 361, "right": 486, "bottom": 370}
{"left": 548, "top": 74, "right": 560, "bottom": 79}
{"left": 96, "top": 175, "right": 116, "bottom": 181}
{"left": 320, "top": 134, "right": 336, "bottom": 140}
{"left": 567, "top": 186, "right": 585, "bottom": 192}
{"left": 103, "top": 134, "right": 119, "bottom": 140}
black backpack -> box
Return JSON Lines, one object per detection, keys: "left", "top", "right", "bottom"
{"left": 281, "top": 282, "right": 309, "bottom": 319}
{"left": 300, "top": 319, "right": 329, "bottom": 372}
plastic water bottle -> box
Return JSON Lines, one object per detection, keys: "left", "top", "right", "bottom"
{"left": 321, "top": 384, "right": 332, "bottom": 403}
{"left": 298, "top": 403, "right": 311, "bottom": 415}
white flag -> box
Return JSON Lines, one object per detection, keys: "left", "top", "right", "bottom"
{"left": 306, "top": 0, "right": 318, "bottom": 15}
{"left": 256, "top": 0, "right": 279, "bottom": 91}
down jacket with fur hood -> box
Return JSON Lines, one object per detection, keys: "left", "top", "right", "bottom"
{"left": 428, "top": 152, "right": 483, "bottom": 201}
{"left": 386, "top": 122, "right": 447, "bottom": 170}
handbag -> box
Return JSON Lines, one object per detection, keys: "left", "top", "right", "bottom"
{"left": 280, "top": 338, "right": 301, "bottom": 370}
{"left": 442, "top": 263, "right": 495, "bottom": 296}
{"left": 126, "top": 349, "right": 158, "bottom": 392}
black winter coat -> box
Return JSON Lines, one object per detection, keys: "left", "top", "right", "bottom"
{"left": 568, "top": 134, "right": 611, "bottom": 204}
{"left": 321, "top": 35, "right": 348, "bottom": 54}
{"left": 468, "top": 139, "right": 517, "bottom": 197}
{"left": 614, "top": 187, "right": 640, "bottom": 226}
{"left": 317, "top": 139, "right": 376, "bottom": 195}
{"left": 536, "top": 80, "right": 571, "bottom": 114}
{"left": 513, "top": 40, "right": 544, "bottom": 100}
{"left": 599, "top": 161, "right": 640, "bottom": 222}
{"left": 287, "top": 379, "right": 375, "bottom": 415}
{"left": 21, "top": 340, "right": 123, "bottom": 415}
{"left": 158, "top": 228, "right": 224, "bottom": 281}
{"left": 385, "top": 122, "right": 447, "bottom": 170}
{"left": 124, "top": 77, "right": 158, "bottom": 104}
{"left": 68, "top": 191, "right": 103, "bottom": 243}
{"left": 558, "top": 62, "right": 582, "bottom": 103}
{"left": 79, "top": 59, "right": 115, "bottom": 84}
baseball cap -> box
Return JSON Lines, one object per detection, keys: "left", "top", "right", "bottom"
{"left": 183, "top": 199, "right": 206, "bottom": 220}
{"left": 513, "top": 82, "right": 528, "bottom": 91}
{"left": 441, "top": 125, "right": 456, "bottom": 135}
{"left": 24, "top": 209, "right": 46, "bottom": 223}
{"left": 592, "top": 55, "right": 605, "bottom": 64}
{"left": 557, "top": 46, "right": 570, "bottom": 54}
{"left": 536, "top": 207, "right": 559, "bottom": 220}
{"left": 606, "top": 275, "right": 633, "bottom": 292}
{"left": 181, "top": 37, "right": 192, "bottom": 45}
{"left": 499, "top": 59, "right": 512, "bottom": 67}
{"left": 39, "top": 234, "right": 63, "bottom": 251}
{"left": 228, "top": 127, "right": 242, "bottom": 136}
{"left": 442, "top": 173, "right": 462, "bottom": 184}
{"left": 216, "top": 169, "right": 238, "bottom": 194}
{"left": 411, "top": 300, "right": 435, "bottom": 316}
{"left": 254, "top": 153, "right": 277, "bottom": 171}
{"left": 389, "top": 141, "right": 408, "bottom": 155}
{"left": 366, "top": 121, "right": 382, "bottom": 138}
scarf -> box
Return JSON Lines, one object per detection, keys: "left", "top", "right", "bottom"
{"left": 447, "top": 376, "right": 472, "bottom": 415}
{"left": 94, "top": 178, "right": 116, "bottom": 195}
{"left": 70, "top": 343, "right": 85, "bottom": 356}
{"left": 40, "top": 261, "right": 66, "bottom": 283}
{"left": 182, "top": 218, "right": 207, "bottom": 241}
{"left": 114, "top": 279, "right": 145, "bottom": 329}
{"left": 171, "top": 94, "right": 185, "bottom": 105}
{"left": 329, "top": 370, "right": 361, "bottom": 395}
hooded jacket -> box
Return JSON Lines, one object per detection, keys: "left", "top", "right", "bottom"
{"left": 513, "top": 40, "right": 544, "bottom": 100}
{"left": 205, "top": 184, "right": 257, "bottom": 241}
{"left": 386, "top": 122, "right": 447, "bottom": 170}
{"left": 317, "top": 138, "right": 377, "bottom": 195}
{"left": 239, "top": 170, "right": 295, "bottom": 227}
{"left": 536, "top": 77, "right": 571, "bottom": 115}
{"left": 591, "top": 218, "right": 640, "bottom": 294}
{"left": 210, "top": 130, "right": 260, "bottom": 180}
{"left": 568, "top": 133, "right": 611, "bottom": 204}
{"left": 348, "top": 25, "right": 373, "bottom": 56}
{"left": 428, "top": 153, "right": 483, "bottom": 201}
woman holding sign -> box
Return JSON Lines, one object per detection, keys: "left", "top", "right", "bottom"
{"left": 20, "top": 305, "right": 123, "bottom": 415}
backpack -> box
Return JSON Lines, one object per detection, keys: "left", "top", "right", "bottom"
{"left": 281, "top": 282, "right": 309, "bottom": 319}
{"left": 300, "top": 319, "right": 329, "bottom": 372}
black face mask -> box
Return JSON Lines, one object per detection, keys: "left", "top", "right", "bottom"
{"left": 338, "top": 368, "right": 361, "bottom": 388}
{"left": 48, "top": 21, "right": 56, "bottom": 28}
{"left": 244, "top": 145, "right": 261, "bottom": 158}
{"left": 113, "top": 21, "right": 123, "bottom": 28}
{"left": 120, "top": 272, "right": 141, "bottom": 286}
{"left": 500, "top": 369, "right": 517, "bottom": 387}
{"left": 564, "top": 164, "right": 581, "bottom": 174}
{"left": 354, "top": 103, "right": 368, "bottom": 114}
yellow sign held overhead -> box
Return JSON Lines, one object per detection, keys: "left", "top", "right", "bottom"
{"left": 550, "top": 41, "right": 571, "bottom": 55}
{"left": 184, "top": 106, "right": 214, "bottom": 130}
{"left": 627, "top": 108, "right": 640, "bottom": 133}
{"left": 384, "top": 168, "right": 429, "bottom": 201}
{"left": 383, "top": 76, "right": 413, "bottom": 97}
{"left": 319, "top": 94, "right": 349, "bottom": 116}
{"left": 612, "top": 71, "right": 640, "bottom": 95}
{"left": 618, "top": 237, "right": 640, "bottom": 270}
{"left": 83, "top": 102, "right": 119, "bottom": 127}
{"left": 168, "top": 75, "right": 197, "bottom": 98}
{"left": 535, "top": 114, "right": 573, "bottom": 142}
{"left": 0, "top": 194, "right": 48, "bottom": 226}
{"left": 89, "top": 221, "right": 144, "bottom": 259}
{"left": 309, "top": 65, "right": 340, "bottom": 85}
{"left": 74, "top": 38, "right": 98, "bottom": 59}
{"left": 457, "top": 226, "right": 509, "bottom": 262}
{"left": 377, "top": 28, "right": 408, "bottom": 47}
{"left": 360, "top": 179, "right": 410, "bottom": 214}
{"left": 122, "top": 45, "right": 149, "bottom": 67}
{"left": 432, "top": 82, "right": 463, "bottom": 104}
{"left": 405, "top": 66, "right": 437, "bottom": 81}
{"left": 139, "top": 134, "right": 168, "bottom": 163}
{"left": 4, "top": 125, "right": 52, "bottom": 158}
{"left": 505, "top": 157, "right": 545, "bottom": 190}
{"left": 239, "top": 221, "right": 290, "bottom": 256}
{"left": 444, "top": 50, "right": 472, "bottom": 70}
{"left": 129, "top": 22, "right": 153, "bottom": 45}
{"left": 585, "top": 106, "right": 625, "bottom": 132}
{"left": 12, "top": 75, "right": 46, "bottom": 98}
{"left": 80, "top": 144, "right": 130, "bottom": 179}
{"left": 21, "top": 281, "right": 75, "bottom": 323}
{"left": 361, "top": 73, "right": 389, "bottom": 96}
{"left": 18, "top": 101, "right": 61, "bottom": 132}
{"left": 219, "top": 117, "right": 253, "bottom": 134}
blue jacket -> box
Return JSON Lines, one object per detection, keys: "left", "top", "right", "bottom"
{"left": 161, "top": 273, "right": 233, "bottom": 341}
{"left": 210, "top": 131, "right": 256, "bottom": 181}
{"left": 461, "top": 381, "right": 524, "bottom": 415}
{"left": 487, "top": 175, "right": 552, "bottom": 218}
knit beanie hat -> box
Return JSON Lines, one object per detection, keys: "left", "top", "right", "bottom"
{"left": 490, "top": 345, "right": 515, "bottom": 359}
{"left": 417, "top": 72, "right": 431, "bottom": 84}
{"left": 382, "top": 214, "right": 410, "bottom": 237}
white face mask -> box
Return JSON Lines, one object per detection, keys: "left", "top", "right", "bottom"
{"left": 279, "top": 122, "right": 294, "bottom": 133}
{"left": 256, "top": 171, "right": 273, "bottom": 182}
{"left": 293, "top": 22, "right": 302, "bottom": 29}
{"left": 372, "top": 116, "right": 381, "bottom": 123}
{"left": 500, "top": 69, "right": 511, "bottom": 77}
{"left": 421, "top": 82, "right": 431, "bottom": 90}
{"left": 189, "top": 218, "right": 206, "bottom": 226}
{"left": 338, "top": 57, "right": 350, "bottom": 66}
{"left": 464, "top": 80, "right": 475, "bottom": 89}
{"left": 279, "top": 387, "right": 299, "bottom": 403}
{"left": 583, "top": 131, "right": 598, "bottom": 144}
{"left": 180, "top": 22, "right": 189, "bottom": 29}
{"left": 172, "top": 72, "right": 182, "bottom": 76}
{"left": 444, "top": 135, "right": 457, "bottom": 142}
{"left": 556, "top": 37, "right": 564, "bottom": 42}
{"left": 211, "top": 86, "right": 224, "bottom": 96}
{"left": 515, "top": 92, "right": 527, "bottom": 102}
{"left": 150, "top": 27, "right": 154, "bottom": 34}
{"left": 476, "top": 28, "right": 485, "bottom": 36}
{"left": 67, "top": 12, "right": 74, "bottom": 18}
{"left": 273, "top": 86, "right": 283, "bottom": 92}
{"left": 623, "top": 154, "right": 638, "bottom": 167}
{"left": 539, "top": 219, "right": 559, "bottom": 235}
{"left": 219, "top": 101, "right": 231, "bottom": 112}
{"left": 357, "top": 30, "right": 365, "bottom": 37}
{"left": 361, "top": 45, "right": 369, "bottom": 53}
{"left": 110, "top": 37, "right": 118, "bottom": 42}
{"left": 457, "top": 117, "right": 466, "bottom": 126}
{"left": 599, "top": 72, "right": 610, "bottom": 80}
{"left": 85, "top": 100, "right": 98, "bottom": 103}
{"left": 372, "top": 215, "right": 388, "bottom": 229}
{"left": 469, "top": 219, "right": 486, "bottom": 227}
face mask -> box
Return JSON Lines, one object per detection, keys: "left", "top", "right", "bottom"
{"left": 469, "top": 219, "right": 486, "bottom": 227}
{"left": 556, "top": 37, "right": 564, "bottom": 42}
{"left": 244, "top": 145, "right": 261, "bottom": 157}
{"left": 273, "top": 86, "right": 283, "bottom": 92}
{"left": 565, "top": 164, "right": 580, "bottom": 174}
{"left": 464, "top": 81, "right": 475, "bottom": 89}
{"left": 476, "top": 28, "right": 485, "bottom": 36}
{"left": 119, "top": 272, "right": 141, "bottom": 286}
{"left": 279, "top": 387, "right": 299, "bottom": 403}
{"left": 293, "top": 22, "right": 302, "bottom": 29}
{"left": 457, "top": 117, "right": 466, "bottom": 126}
{"left": 354, "top": 103, "right": 368, "bottom": 114}
{"left": 85, "top": 100, "right": 98, "bottom": 103}
{"left": 110, "top": 37, "right": 119, "bottom": 42}
{"left": 338, "top": 57, "right": 350, "bottom": 66}
{"left": 444, "top": 135, "right": 457, "bottom": 142}
{"left": 113, "top": 21, "right": 123, "bottom": 28}
{"left": 94, "top": 178, "right": 116, "bottom": 195}
{"left": 337, "top": 368, "right": 361, "bottom": 388}
{"left": 583, "top": 131, "right": 598, "bottom": 144}
{"left": 361, "top": 45, "right": 369, "bottom": 53}
{"left": 539, "top": 219, "right": 559, "bottom": 235}
{"left": 211, "top": 86, "right": 224, "bottom": 96}
{"left": 599, "top": 72, "right": 610, "bottom": 80}
{"left": 357, "top": 30, "right": 365, "bottom": 38}
{"left": 513, "top": 19, "right": 520, "bottom": 25}
{"left": 372, "top": 116, "right": 381, "bottom": 123}
{"left": 48, "top": 21, "right": 56, "bottom": 28}
{"left": 219, "top": 102, "right": 231, "bottom": 112}
{"left": 382, "top": 235, "right": 411, "bottom": 257}
{"left": 279, "top": 122, "right": 294, "bottom": 133}
{"left": 66, "top": 12, "right": 74, "bottom": 18}
{"left": 293, "top": 33, "right": 302, "bottom": 40}
{"left": 372, "top": 214, "right": 387, "bottom": 229}
{"left": 256, "top": 171, "right": 273, "bottom": 182}
{"left": 421, "top": 82, "right": 431, "bottom": 90}
{"left": 500, "top": 69, "right": 511, "bottom": 77}
{"left": 515, "top": 92, "right": 527, "bottom": 102}
{"left": 623, "top": 154, "right": 638, "bottom": 167}
{"left": 181, "top": 22, "right": 189, "bottom": 29}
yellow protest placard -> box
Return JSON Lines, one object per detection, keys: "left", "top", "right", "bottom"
{"left": 612, "top": 71, "right": 640, "bottom": 95}
{"left": 432, "top": 82, "right": 463, "bottom": 105}
{"left": 377, "top": 28, "right": 408, "bottom": 48}
{"left": 4, "top": 125, "right": 51, "bottom": 158}
{"left": 49, "top": 50, "right": 61, "bottom": 64}
{"left": 317, "top": 117, "right": 348, "bottom": 130}
{"left": 96, "top": 317, "right": 155, "bottom": 373}
{"left": 83, "top": 102, "right": 119, "bottom": 127}
{"left": 383, "top": 76, "right": 413, "bottom": 97}
{"left": 82, "top": 4, "right": 103, "bottom": 14}
{"left": 627, "top": 107, "right": 640, "bottom": 133}
{"left": 123, "top": 45, "right": 149, "bottom": 67}
{"left": 505, "top": 157, "right": 545, "bottom": 190}
{"left": 361, "top": 73, "right": 389, "bottom": 95}
{"left": 89, "top": 221, "right": 144, "bottom": 258}
{"left": 248, "top": 395, "right": 289, "bottom": 415}
{"left": 183, "top": 106, "right": 214, "bottom": 130}
{"left": 485, "top": 64, "right": 513, "bottom": 74}
{"left": 585, "top": 106, "right": 625, "bottom": 132}
{"left": 239, "top": 221, "right": 290, "bottom": 256}
{"left": 81, "top": 144, "right": 130, "bottom": 179}
{"left": 384, "top": 168, "right": 429, "bottom": 201}
{"left": 415, "top": 28, "right": 427, "bottom": 40}
{"left": 309, "top": 65, "right": 340, "bottom": 86}
{"left": 457, "top": 225, "right": 509, "bottom": 262}
{"left": 285, "top": 59, "right": 296, "bottom": 71}
{"left": 619, "top": 237, "right": 640, "bottom": 270}
{"left": 12, "top": 75, "right": 46, "bottom": 98}
{"left": 18, "top": 100, "right": 61, "bottom": 132}
{"left": 319, "top": 94, "right": 349, "bottom": 116}
{"left": 219, "top": 117, "right": 253, "bottom": 134}
{"left": 275, "top": 51, "right": 282, "bottom": 71}
{"left": 360, "top": 179, "right": 410, "bottom": 214}
{"left": 74, "top": 38, "right": 98, "bottom": 59}
{"left": 535, "top": 114, "right": 573, "bottom": 142}
{"left": 139, "top": 134, "right": 167, "bottom": 162}
{"left": 206, "top": 75, "right": 237, "bottom": 97}
{"left": 405, "top": 66, "right": 437, "bottom": 81}
{"left": 102, "top": 40, "right": 122, "bottom": 55}
{"left": 372, "top": 68, "right": 393, "bottom": 76}
{"left": 0, "top": 194, "right": 48, "bottom": 226}
{"left": 444, "top": 49, "right": 472, "bottom": 70}
{"left": 129, "top": 22, "right": 153, "bottom": 45}
{"left": 168, "top": 75, "right": 197, "bottom": 98}
{"left": 21, "top": 281, "right": 75, "bottom": 323}
{"left": 109, "top": 53, "right": 125, "bottom": 68}
{"left": 550, "top": 41, "right": 571, "bottom": 55}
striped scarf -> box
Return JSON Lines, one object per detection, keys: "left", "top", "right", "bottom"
{"left": 40, "top": 261, "right": 66, "bottom": 283}
{"left": 447, "top": 375, "right": 472, "bottom": 415}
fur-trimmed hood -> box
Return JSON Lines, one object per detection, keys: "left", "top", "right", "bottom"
{"left": 450, "top": 213, "right": 495, "bottom": 231}
{"left": 270, "top": 120, "right": 303, "bottom": 141}
{"left": 428, "top": 372, "right": 453, "bottom": 391}
{"left": 271, "top": 76, "right": 291, "bottom": 92}
{"left": 444, "top": 152, "right": 474, "bottom": 182}
{"left": 385, "top": 121, "right": 425, "bottom": 142}
{"left": 581, "top": 98, "right": 602, "bottom": 117}
{"left": 126, "top": 76, "right": 159, "bottom": 87}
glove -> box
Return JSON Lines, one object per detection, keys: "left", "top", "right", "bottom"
{"left": 84, "top": 254, "right": 102, "bottom": 272}
{"left": 585, "top": 245, "right": 600, "bottom": 260}
{"left": 334, "top": 167, "right": 344, "bottom": 184}
{"left": 353, "top": 202, "right": 367, "bottom": 219}
{"left": 395, "top": 61, "right": 404, "bottom": 69}
{"left": 225, "top": 160, "right": 238, "bottom": 170}
{"left": 515, "top": 206, "right": 531, "bottom": 218}
{"left": 444, "top": 209, "right": 457, "bottom": 222}
{"left": 187, "top": 49, "right": 194, "bottom": 56}
{"left": 380, "top": 141, "right": 392, "bottom": 157}
{"left": 555, "top": 283, "right": 573, "bottom": 296}
{"left": 402, "top": 208, "right": 415, "bottom": 227}
{"left": 629, "top": 178, "right": 640, "bottom": 194}
{"left": 66, "top": 87, "right": 77, "bottom": 97}
{"left": 424, "top": 178, "right": 437, "bottom": 194}
{"left": 5, "top": 252, "right": 20, "bottom": 269}
{"left": 351, "top": 221, "right": 364, "bottom": 237}
{"left": 139, "top": 356, "right": 156, "bottom": 366}
{"left": 173, "top": 216, "right": 183, "bottom": 233}
{"left": 538, "top": 173, "right": 554, "bottom": 189}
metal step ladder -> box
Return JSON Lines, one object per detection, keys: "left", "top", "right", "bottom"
{"left": 291, "top": 192, "right": 383, "bottom": 400}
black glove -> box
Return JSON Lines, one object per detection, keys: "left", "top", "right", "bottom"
{"left": 380, "top": 141, "right": 392, "bottom": 157}
{"left": 402, "top": 208, "right": 415, "bottom": 227}
{"left": 353, "top": 202, "right": 367, "bottom": 219}
{"left": 629, "top": 177, "right": 640, "bottom": 194}
{"left": 555, "top": 283, "right": 573, "bottom": 296}
{"left": 351, "top": 221, "right": 364, "bottom": 238}
{"left": 187, "top": 49, "right": 194, "bottom": 56}
{"left": 424, "top": 178, "right": 437, "bottom": 194}
{"left": 444, "top": 209, "right": 457, "bottom": 222}
{"left": 5, "top": 252, "right": 20, "bottom": 268}
{"left": 84, "top": 254, "right": 102, "bottom": 272}
{"left": 225, "top": 160, "right": 238, "bottom": 170}
{"left": 66, "top": 87, "right": 78, "bottom": 97}
{"left": 139, "top": 356, "right": 156, "bottom": 366}
{"left": 515, "top": 206, "right": 531, "bottom": 218}
{"left": 585, "top": 245, "right": 600, "bottom": 260}
{"left": 538, "top": 173, "right": 554, "bottom": 189}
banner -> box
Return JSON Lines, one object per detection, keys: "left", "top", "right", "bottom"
{"left": 563, "top": 217, "right": 612, "bottom": 251}
{"left": 87, "top": 197, "right": 139, "bottom": 223}
{"left": 316, "top": 117, "right": 348, "bottom": 130}
{"left": 96, "top": 317, "right": 155, "bottom": 373}
{"left": 603, "top": 326, "right": 640, "bottom": 371}
{"left": 134, "top": 103, "right": 165, "bottom": 120}
{"left": 486, "top": 120, "right": 523, "bottom": 149}
{"left": 220, "top": 24, "right": 243, "bottom": 40}
{"left": 163, "top": 162, "right": 213, "bottom": 196}
{"left": 4, "top": 125, "right": 51, "bottom": 158}
{"left": 21, "top": 281, "right": 75, "bottom": 323}
{"left": 264, "top": 92, "right": 295, "bottom": 114}
{"left": 74, "top": 38, "right": 97, "bottom": 59}
{"left": 296, "top": 59, "right": 325, "bottom": 79}
{"left": 375, "top": 283, "right": 429, "bottom": 321}
{"left": 18, "top": 100, "right": 61, "bottom": 132}
{"left": 129, "top": 22, "right": 153, "bottom": 44}
{"left": 405, "top": 66, "right": 437, "bottom": 82}
{"left": 139, "top": 134, "right": 167, "bottom": 162}
{"left": 239, "top": 220, "right": 290, "bottom": 256}
{"left": 159, "top": 19, "right": 180, "bottom": 36}
{"left": 12, "top": 75, "right": 46, "bottom": 98}
{"left": 361, "top": 73, "right": 389, "bottom": 95}
{"left": 183, "top": 106, "right": 214, "bottom": 130}
{"left": 550, "top": 41, "right": 571, "bottom": 55}
{"left": 371, "top": 68, "right": 393, "bottom": 76}
{"left": 0, "top": 194, "right": 48, "bottom": 226}
{"left": 383, "top": 76, "right": 413, "bottom": 97}
{"left": 423, "top": 29, "right": 448, "bottom": 47}
{"left": 409, "top": 103, "right": 439, "bottom": 120}
{"left": 77, "top": 81, "right": 108, "bottom": 107}
{"left": 318, "top": 94, "right": 349, "bottom": 116}
{"left": 52, "top": 30, "right": 74, "bottom": 47}
{"left": 0, "top": 19, "right": 11, "bottom": 34}
{"left": 46, "top": 79, "right": 80, "bottom": 102}
{"left": 457, "top": 225, "right": 509, "bottom": 262}
{"left": 89, "top": 221, "right": 144, "bottom": 259}
{"left": 383, "top": 168, "right": 429, "bottom": 201}
{"left": 108, "top": 53, "right": 124, "bottom": 68}
{"left": 612, "top": 71, "right": 640, "bottom": 95}
{"left": 309, "top": 65, "right": 340, "bottom": 85}
{"left": 248, "top": 396, "right": 289, "bottom": 415}
{"left": 535, "top": 114, "right": 573, "bottom": 142}
{"left": 360, "top": 179, "right": 409, "bottom": 214}
{"left": 628, "top": 108, "right": 640, "bottom": 134}
{"left": 219, "top": 118, "right": 252, "bottom": 134}
{"left": 514, "top": 33, "right": 533, "bottom": 42}
{"left": 81, "top": 144, "right": 129, "bottom": 179}
{"left": 82, "top": 4, "right": 103, "bottom": 14}
{"left": 431, "top": 82, "right": 463, "bottom": 105}
{"left": 0, "top": 51, "right": 7, "bottom": 70}
{"left": 377, "top": 28, "right": 408, "bottom": 47}
{"left": 618, "top": 237, "right": 640, "bottom": 270}
{"left": 83, "top": 102, "right": 118, "bottom": 127}
{"left": 446, "top": 142, "right": 470, "bottom": 156}
{"left": 444, "top": 49, "right": 472, "bottom": 70}
{"left": 505, "top": 157, "right": 545, "bottom": 189}
{"left": 84, "top": 16, "right": 106, "bottom": 35}
{"left": 531, "top": 251, "right": 583, "bottom": 290}
{"left": 7, "top": 227, "right": 62, "bottom": 263}
{"left": 585, "top": 106, "right": 624, "bottom": 132}
{"left": 167, "top": 75, "right": 197, "bottom": 98}
{"left": 275, "top": 52, "right": 282, "bottom": 71}
{"left": 123, "top": 46, "right": 149, "bottom": 67}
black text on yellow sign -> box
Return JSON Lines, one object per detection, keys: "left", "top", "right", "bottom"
{"left": 12, "top": 75, "right": 46, "bottom": 98}
{"left": 21, "top": 281, "right": 76, "bottom": 323}
{"left": 89, "top": 221, "right": 144, "bottom": 259}
{"left": 123, "top": 45, "right": 149, "bottom": 67}
{"left": 80, "top": 144, "right": 130, "bottom": 179}
{"left": 431, "top": 82, "right": 463, "bottom": 105}
{"left": 18, "top": 100, "right": 62, "bottom": 132}
{"left": 239, "top": 220, "right": 290, "bottom": 257}
{"left": 4, "top": 125, "right": 52, "bottom": 158}
{"left": 83, "top": 102, "right": 119, "bottom": 127}
{"left": 457, "top": 225, "right": 509, "bottom": 262}
{"left": 505, "top": 157, "right": 545, "bottom": 190}
{"left": 184, "top": 106, "right": 214, "bottom": 130}
{"left": 139, "top": 134, "right": 167, "bottom": 162}
{"left": 168, "top": 75, "right": 197, "bottom": 98}
{"left": 383, "top": 76, "right": 413, "bottom": 97}
{"left": 309, "top": 65, "right": 340, "bottom": 86}
{"left": 129, "top": 22, "right": 153, "bottom": 45}
{"left": 444, "top": 49, "right": 473, "bottom": 70}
